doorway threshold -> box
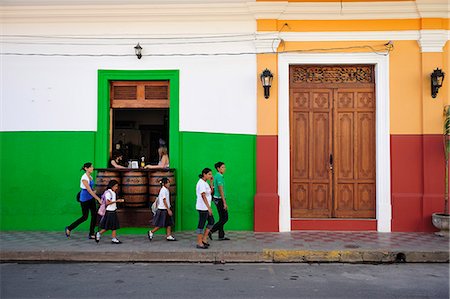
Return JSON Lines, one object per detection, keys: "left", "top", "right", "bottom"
{"left": 291, "top": 219, "right": 377, "bottom": 231}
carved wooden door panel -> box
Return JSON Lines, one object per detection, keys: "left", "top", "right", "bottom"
{"left": 290, "top": 65, "right": 376, "bottom": 219}
{"left": 333, "top": 88, "right": 376, "bottom": 218}
{"left": 290, "top": 89, "right": 333, "bottom": 218}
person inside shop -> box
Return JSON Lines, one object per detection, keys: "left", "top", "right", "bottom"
{"left": 144, "top": 139, "right": 169, "bottom": 169}
{"left": 110, "top": 151, "right": 126, "bottom": 169}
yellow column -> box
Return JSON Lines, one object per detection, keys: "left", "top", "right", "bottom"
{"left": 257, "top": 54, "right": 278, "bottom": 135}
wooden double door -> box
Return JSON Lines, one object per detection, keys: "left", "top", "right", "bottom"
{"left": 290, "top": 65, "right": 376, "bottom": 219}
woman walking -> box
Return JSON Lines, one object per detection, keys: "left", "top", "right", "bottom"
{"left": 95, "top": 179, "right": 125, "bottom": 244}
{"left": 65, "top": 162, "right": 102, "bottom": 239}
{"left": 195, "top": 168, "right": 215, "bottom": 249}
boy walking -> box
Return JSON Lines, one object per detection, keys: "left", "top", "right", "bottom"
{"left": 209, "top": 162, "right": 230, "bottom": 241}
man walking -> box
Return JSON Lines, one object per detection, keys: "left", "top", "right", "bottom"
{"left": 209, "top": 161, "right": 230, "bottom": 241}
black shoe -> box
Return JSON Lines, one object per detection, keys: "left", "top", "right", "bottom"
{"left": 196, "top": 244, "right": 208, "bottom": 249}
{"left": 218, "top": 237, "right": 230, "bottom": 241}
{"left": 202, "top": 241, "right": 210, "bottom": 247}
{"left": 208, "top": 231, "right": 213, "bottom": 240}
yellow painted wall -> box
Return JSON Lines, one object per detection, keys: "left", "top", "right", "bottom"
{"left": 389, "top": 41, "right": 422, "bottom": 134}
{"left": 256, "top": 18, "right": 449, "bottom": 135}
{"left": 257, "top": 54, "right": 279, "bottom": 136}
{"left": 258, "top": 19, "right": 421, "bottom": 32}
{"left": 257, "top": 19, "right": 449, "bottom": 32}
{"left": 257, "top": 0, "right": 411, "bottom": 2}
{"left": 444, "top": 42, "right": 449, "bottom": 106}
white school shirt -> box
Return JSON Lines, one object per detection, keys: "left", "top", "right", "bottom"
{"left": 196, "top": 179, "right": 212, "bottom": 211}
{"left": 105, "top": 189, "right": 117, "bottom": 211}
{"left": 80, "top": 173, "right": 90, "bottom": 189}
{"left": 157, "top": 186, "right": 171, "bottom": 209}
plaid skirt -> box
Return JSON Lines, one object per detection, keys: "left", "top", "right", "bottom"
{"left": 153, "top": 209, "right": 174, "bottom": 228}
{"left": 99, "top": 211, "right": 120, "bottom": 230}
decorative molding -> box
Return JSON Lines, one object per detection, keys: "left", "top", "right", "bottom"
{"left": 1, "top": 1, "right": 449, "bottom": 23}
{"left": 254, "top": 34, "right": 282, "bottom": 53}
{"left": 277, "top": 31, "right": 421, "bottom": 42}
{"left": 278, "top": 53, "right": 391, "bottom": 233}
{"left": 418, "top": 30, "right": 449, "bottom": 53}
{"left": 263, "top": 30, "right": 449, "bottom": 53}
{"left": 291, "top": 65, "right": 374, "bottom": 84}
{"left": 278, "top": 1, "right": 419, "bottom": 20}
{"left": 416, "top": 0, "right": 450, "bottom": 18}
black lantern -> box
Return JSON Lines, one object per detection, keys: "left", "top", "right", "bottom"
{"left": 260, "top": 68, "right": 273, "bottom": 99}
{"left": 134, "top": 43, "right": 143, "bottom": 59}
{"left": 431, "top": 68, "right": 445, "bottom": 98}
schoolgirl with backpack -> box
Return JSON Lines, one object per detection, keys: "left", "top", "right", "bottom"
{"left": 95, "top": 179, "right": 124, "bottom": 244}
{"left": 147, "top": 177, "right": 176, "bottom": 241}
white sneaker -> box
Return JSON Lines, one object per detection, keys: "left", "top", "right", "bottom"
{"left": 166, "top": 235, "right": 177, "bottom": 241}
{"left": 95, "top": 232, "right": 101, "bottom": 243}
{"left": 147, "top": 231, "right": 153, "bottom": 241}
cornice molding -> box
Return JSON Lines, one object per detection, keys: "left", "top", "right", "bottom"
{"left": 1, "top": 1, "right": 449, "bottom": 23}
{"left": 416, "top": 0, "right": 450, "bottom": 18}
{"left": 254, "top": 34, "right": 282, "bottom": 52}
{"left": 277, "top": 30, "right": 421, "bottom": 41}
{"left": 418, "top": 30, "right": 449, "bottom": 52}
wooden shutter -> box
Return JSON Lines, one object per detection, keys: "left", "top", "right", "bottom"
{"left": 110, "top": 81, "right": 169, "bottom": 108}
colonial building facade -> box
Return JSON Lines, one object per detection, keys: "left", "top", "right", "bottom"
{"left": 1, "top": 0, "right": 448, "bottom": 233}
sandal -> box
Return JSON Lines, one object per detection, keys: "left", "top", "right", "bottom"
{"left": 64, "top": 227, "right": 70, "bottom": 238}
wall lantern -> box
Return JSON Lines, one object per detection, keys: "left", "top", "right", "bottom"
{"left": 260, "top": 68, "right": 274, "bottom": 99}
{"left": 134, "top": 43, "right": 143, "bottom": 59}
{"left": 431, "top": 68, "right": 445, "bottom": 98}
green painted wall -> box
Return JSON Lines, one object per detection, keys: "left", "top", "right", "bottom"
{"left": 0, "top": 132, "right": 96, "bottom": 231}
{"left": 178, "top": 132, "right": 256, "bottom": 231}
{"left": 0, "top": 131, "right": 255, "bottom": 232}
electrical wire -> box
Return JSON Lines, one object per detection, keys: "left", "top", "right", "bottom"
{"left": 1, "top": 32, "right": 277, "bottom": 40}
{"left": 0, "top": 44, "right": 393, "bottom": 57}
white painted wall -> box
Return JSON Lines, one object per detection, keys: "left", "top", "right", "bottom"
{"left": 1, "top": 20, "right": 257, "bottom": 134}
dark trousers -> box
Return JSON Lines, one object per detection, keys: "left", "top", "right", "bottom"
{"left": 210, "top": 197, "right": 228, "bottom": 238}
{"left": 197, "top": 210, "right": 215, "bottom": 234}
{"left": 68, "top": 198, "right": 97, "bottom": 236}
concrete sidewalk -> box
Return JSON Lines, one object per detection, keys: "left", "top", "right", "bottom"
{"left": 1, "top": 231, "right": 448, "bottom": 263}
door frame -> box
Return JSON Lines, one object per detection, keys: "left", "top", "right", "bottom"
{"left": 278, "top": 53, "right": 391, "bottom": 232}
{"left": 96, "top": 69, "right": 181, "bottom": 226}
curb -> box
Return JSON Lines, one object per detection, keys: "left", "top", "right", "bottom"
{"left": 1, "top": 250, "right": 448, "bottom": 263}
{"left": 264, "top": 250, "right": 449, "bottom": 263}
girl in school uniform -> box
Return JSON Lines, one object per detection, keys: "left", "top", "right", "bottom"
{"left": 95, "top": 180, "right": 124, "bottom": 244}
{"left": 148, "top": 177, "right": 176, "bottom": 241}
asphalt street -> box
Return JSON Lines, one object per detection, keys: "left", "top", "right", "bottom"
{"left": 1, "top": 263, "right": 448, "bottom": 299}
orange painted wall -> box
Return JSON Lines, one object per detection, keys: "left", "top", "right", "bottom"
{"left": 257, "top": 54, "right": 279, "bottom": 136}
{"left": 389, "top": 41, "right": 422, "bottom": 134}
{"left": 257, "top": 19, "right": 449, "bottom": 32}
{"left": 257, "top": 0, "right": 411, "bottom": 2}
{"left": 443, "top": 42, "right": 449, "bottom": 106}
{"left": 256, "top": 18, "right": 449, "bottom": 135}
{"left": 258, "top": 19, "right": 421, "bottom": 32}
